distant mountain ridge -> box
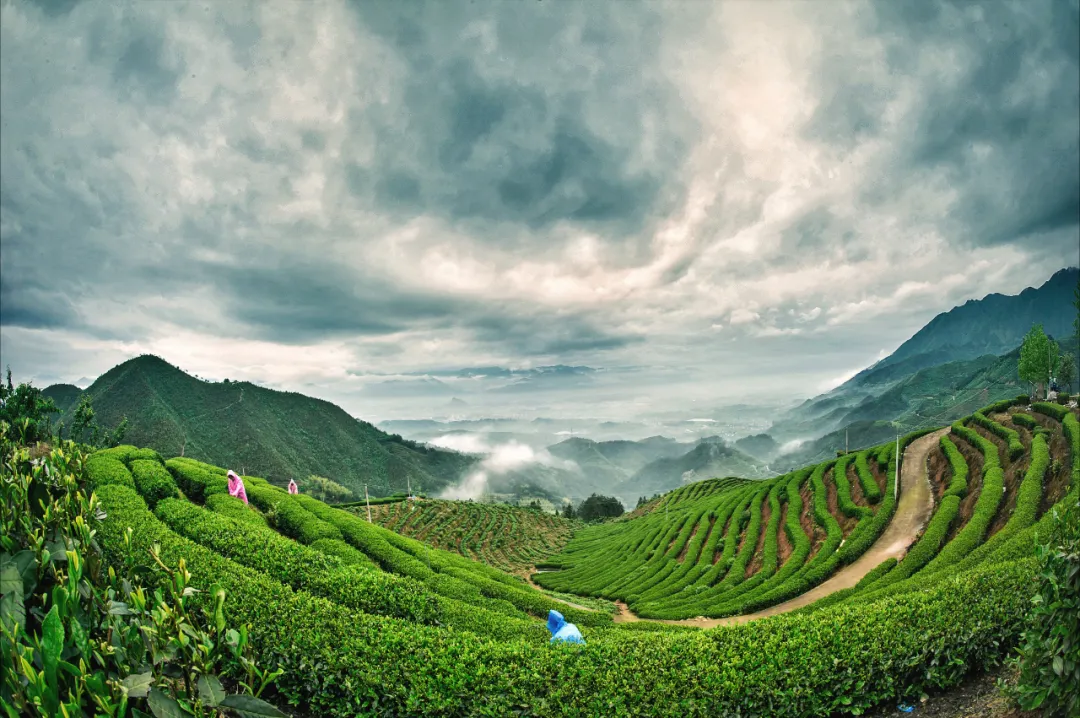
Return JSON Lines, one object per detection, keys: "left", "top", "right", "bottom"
{"left": 47, "top": 355, "right": 475, "bottom": 496}
{"left": 610, "top": 436, "right": 766, "bottom": 501}
{"left": 769, "top": 267, "right": 1077, "bottom": 444}
{"left": 861, "top": 266, "right": 1077, "bottom": 378}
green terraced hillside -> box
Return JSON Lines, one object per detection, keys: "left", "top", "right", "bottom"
{"left": 364, "top": 498, "right": 579, "bottom": 574}
{"left": 44, "top": 394, "right": 1075, "bottom": 716}
{"left": 536, "top": 399, "right": 1079, "bottom": 622}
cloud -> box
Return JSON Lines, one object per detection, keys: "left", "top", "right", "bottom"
{"left": 434, "top": 436, "right": 579, "bottom": 500}
{"left": 1, "top": 0, "right": 1077, "bottom": 419}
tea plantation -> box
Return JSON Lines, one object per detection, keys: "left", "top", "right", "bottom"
{"left": 362, "top": 498, "right": 578, "bottom": 574}
{"left": 15, "top": 398, "right": 1077, "bottom": 716}
{"left": 537, "top": 400, "right": 1077, "bottom": 622}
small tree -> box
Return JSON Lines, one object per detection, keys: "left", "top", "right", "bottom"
{"left": 578, "top": 494, "right": 625, "bottom": 522}
{"left": 0, "top": 368, "right": 58, "bottom": 444}
{"left": 1059, "top": 353, "right": 1076, "bottom": 394}
{"left": 1019, "top": 324, "right": 1059, "bottom": 399}
{"left": 69, "top": 394, "right": 128, "bottom": 448}
{"left": 562, "top": 501, "right": 576, "bottom": 520}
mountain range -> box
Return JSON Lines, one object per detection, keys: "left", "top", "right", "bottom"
{"left": 44, "top": 355, "right": 475, "bottom": 497}
{"left": 40, "top": 266, "right": 1078, "bottom": 503}
{"left": 762, "top": 266, "right": 1078, "bottom": 465}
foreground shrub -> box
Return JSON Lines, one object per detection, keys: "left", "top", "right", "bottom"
{"left": 1012, "top": 495, "right": 1079, "bottom": 717}
{"left": 0, "top": 432, "right": 284, "bottom": 718}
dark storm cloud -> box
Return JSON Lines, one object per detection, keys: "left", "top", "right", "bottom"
{"left": 813, "top": 0, "right": 1080, "bottom": 251}
{"left": 2, "top": 0, "right": 1077, "bottom": 410}
{"left": 336, "top": 1, "right": 696, "bottom": 256}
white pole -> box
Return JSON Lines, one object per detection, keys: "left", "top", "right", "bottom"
{"left": 365, "top": 484, "right": 372, "bottom": 523}
{"left": 894, "top": 434, "right": 900, "bottom": 498}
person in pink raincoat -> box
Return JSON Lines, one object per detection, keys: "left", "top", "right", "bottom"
{"left": 226, "top": 470, "right": 248, "bottom": 504}
{"left": 287, "top": 479, "right": 299, "bottom": 495}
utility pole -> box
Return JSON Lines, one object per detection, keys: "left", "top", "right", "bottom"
{"left": 894, "top": 434, "right": 900, "bottom": 498}
{"left": 365, "top": 484, "right": 372, "bottom": 523}
{"left": 845, "top": 429, "right": 849, "bottom": 455}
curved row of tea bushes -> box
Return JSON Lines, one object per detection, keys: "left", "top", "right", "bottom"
{"left": 1011, "top": 412, "right": 1039, "bottom": 431}
{"left": 309, "top": 537, "right": 378, "bottom": 568}
{"left": 93, "top": 481, "right": 1040, "bottom": 718}
{"left": 715, "top": 430, "right": 933, "bottom": 616}
{"left": 970, "top": 411, "right": 1025, "bottom": 460}
{"left": 164, "top": 457, "right": 228, "bottom": 502}
{"left": 855, "top": 449, "right": 882, "bottom": 504}
{"left": 85, "top": 455, "right": 136, "bottom": 491}
{"left": 295, "top": 493, "right": 610, "bottom": 627}
{"left": 949, "top": 433, "right": 1050, "bottom": 571}
{"left": 642, "top": 480, "right": 784, "bottom": 614}
{"left": 681, "top": 484, "right": 771, "bottom": 609}
{"left": 638, "top": 486, "right": 760, "bottom": 616}
{"left": 246, "top": 484, "right": 343, "bottom": 544}
{"left": 681, "top": 472, "right": 813, "bottom": 618}
{"left": 845, "top": 432, "right": 1074, "bottom": 610}
{"left": 129, "top": 458, "right": 180, "bottom": 508}
{"left": 939, "top": 435, "right": 969, "bottom": 498}
{"left": 628, "top": 500, "right": 716, "bottom": 605}
{"left": 860, "top": 433, "right": 976, "bottom": 589}
{"left": 155, "top": 497, "right": 440, "bottom": 624}
{"left": 917, "top": 422, "right": 1005, "bottom": 576}
{"left": 834, "top": 454, "right": 871, "bottom": 519}
{"left": 92, "top": 444, "right": 163, "bottom": 465}
{"left": 739, "top": 461, "right": 847, "bottom": 613}
{"left": 205, "top": 492, "right": 268, "bottom": 527}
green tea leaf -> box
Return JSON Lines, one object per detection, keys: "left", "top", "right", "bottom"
{"left": 0, "top": 587, "right": 23, "bottom": 632}
{"left": 147, "top": 687, "right": 187, "bottom": 718}
{"left": 0, "top": 558, "right": 20, "bottom": 596}
{"left": 197, "top": 674, "right": 226, "bottom": 707}
{"left": 219, "top": 693, "right": 289, "bottom": 717}
{"left": 122, "top": 671, "right": 155, "bottom": 698}
{"left": 41, "top": 604, "right": 64, "bottom": 684}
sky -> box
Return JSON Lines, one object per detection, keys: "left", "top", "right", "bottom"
{"left": 2, "top": 0, "right": 1078, "bottom": 422}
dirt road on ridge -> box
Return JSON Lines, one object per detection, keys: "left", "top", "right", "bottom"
{"left": 611, "top": 428, "right": 947, "bottom": 628}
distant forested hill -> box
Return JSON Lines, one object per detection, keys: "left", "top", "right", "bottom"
{"left": 47, "top": 355, "right": 475, "bottom": 495}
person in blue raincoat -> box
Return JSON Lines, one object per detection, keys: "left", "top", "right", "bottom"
{"left": 547, "top": 610, "right": 584, "bottom": 645}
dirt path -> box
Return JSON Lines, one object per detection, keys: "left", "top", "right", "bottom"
{"left": 611, "top": 429, "right": 947, "bottom": 628}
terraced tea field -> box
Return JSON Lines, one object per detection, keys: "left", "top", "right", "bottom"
{"left": 537, "top": 400, "right": 1078, "bottom": 622}
{"left": 49, "top": 396, "right": 1076, "bottom": 716}
{"left": 359, "top": 498, "right": 578, "bottom": 574}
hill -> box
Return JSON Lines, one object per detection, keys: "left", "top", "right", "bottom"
{"left": 42, "top": 382, "right": 82, "bottom": 413}
{"left": 52, "top": 393, "right": 1075, "bottom": 716}
{"left": 777, "top": 347, "right": 1035, "bottom": 466}
{"left": 546, "top": 435, "right": 687, "bottom": 491}
{"left": 768, "top": 266, "right": 1077, "bottom": 447}
{"left": 364, "top": 498, "right": 579, "bottom": 575}
{"left": 873, "top": 266, "right": 1077, "bottom": 374}
{"left": 48, "top": 355, "right": 474, "bottom": 495}
{"left": 610, "top": 436, "right": 766, "bottom": 500}
{"left": 538, "top": 400, "right": 1078, "bottom": 623}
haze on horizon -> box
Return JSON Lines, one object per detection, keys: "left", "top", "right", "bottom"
{"left": 2, "top": 0, "right": 1078, "bottom": 424}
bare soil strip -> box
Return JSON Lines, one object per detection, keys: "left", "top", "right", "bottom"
{"left": 611, "top": 429, "right": 948, "bottom": 628}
